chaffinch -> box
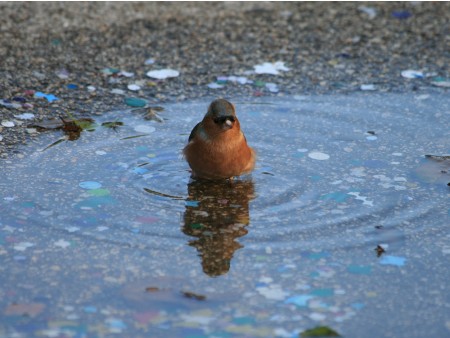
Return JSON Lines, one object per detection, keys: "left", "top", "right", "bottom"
{"left": 183, "top": 99, "right": 255, "bottom": 179}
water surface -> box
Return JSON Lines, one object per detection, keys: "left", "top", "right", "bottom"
{"left": 1, "top": 93, "right": 449, "bottom": 338}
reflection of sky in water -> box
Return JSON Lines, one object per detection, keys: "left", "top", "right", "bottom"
{"left": 0, "top": 93, "right": 449, "bottom": 337}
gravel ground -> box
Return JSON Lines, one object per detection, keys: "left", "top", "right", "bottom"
{"left": 0, "top": 2, "right": 449, "bottom": 158}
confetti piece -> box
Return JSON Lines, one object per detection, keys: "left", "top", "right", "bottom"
{"left": 79, "top": 181, "right": 102, "bottom": 190}
{"left": 308, "top": 151, "right": 330, "bottom": 160}
{"left": 134, "top": 125, "right": 156, "bottom": 133}
{"left": 146, "top": 69, "right": 180, "bottom": 79}
{"left": 1, "top": 121, "right": 15, "bottom": 127}
{"left": 34, "top": 92, "right": 59, "bottom": 102}
{"left": 14, "top": 113, "right": 35, "bottom": 120}
{"left": 254, "top": 61, "right": 290, "bottom": 75}
{"left": 127, "top": 84, "right": 141, "bottom": 91}
{"left": 380, "top": 255, "right": 407, "bottom": 266}
{"left": 401, "top": 70, "right": 423, "bottom": 79}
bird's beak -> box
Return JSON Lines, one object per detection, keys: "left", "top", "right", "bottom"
{"left": 214, "top": 115, "right": 236, "bottom": 130}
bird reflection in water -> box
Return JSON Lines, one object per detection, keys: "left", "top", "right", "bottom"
{"left": 182, "top": 179, "right": 255, "bottom": 277}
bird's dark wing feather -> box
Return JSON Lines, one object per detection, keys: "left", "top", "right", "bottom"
{"left": 188, "top": 122, "right": 202, "bottom": 142}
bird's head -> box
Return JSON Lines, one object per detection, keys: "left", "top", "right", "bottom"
{"left": 204, "top": 98, "right": 239, "bottom": 132}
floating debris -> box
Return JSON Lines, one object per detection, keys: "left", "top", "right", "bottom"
{"left": 301, "top": 326, "right": 341, "bottom": 337}
{"left": 375, "top": 244, "right": 386, "bottom": 257}
{"left": 181, "top": 291, "right": 206, "bottom": 301}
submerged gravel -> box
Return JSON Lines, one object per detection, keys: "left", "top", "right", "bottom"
{"left": 0, "top": 2, "right": 449, "bottom": 158}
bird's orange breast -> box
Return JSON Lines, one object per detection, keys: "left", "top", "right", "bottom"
{"left": 184, "top": 125, "right": 255, "bottom": 179}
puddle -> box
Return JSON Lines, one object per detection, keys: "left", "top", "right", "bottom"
{"left": 1, "top": 93, "right": 449, "bottom": 337}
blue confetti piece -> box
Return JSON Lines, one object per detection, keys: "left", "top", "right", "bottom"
{"left": 66, "top": 83, "right": 78, "bottom": 90}
{"left": 320, "top": 192, "right": 350, "bottom": 203}
{"left": 285, "top": 294, "right": 315, "bottom": 307}
{"left": 83, "top": 306, "right": 97, "bottom": 313}
{"left": 185, "top": 200, "right": 200, "bottom": 207}
{"left": 380, "top": 255, "right": 406, "bottom": 266}
{"left": 347, "top": 265, "right": 372, "bottom": 275}
{"left": 132, "top": 167, "right": 149, "bottom": 174}
{"left": 351, "top": 302, "right": 366, "bottom": 310}
{"left": 79, "top": 181, "right": 102, "bottom": 190}
{"left": 392, "top": 10, "right": 412, "bottom": 19}
{"left": 107, "top": 319, "right": 127, "bottom": 329}
{"left": 34, "top": 92, "right": 59, "bottom": 102}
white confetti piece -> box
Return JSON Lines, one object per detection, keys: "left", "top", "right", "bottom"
{"left": 146, "top": 69, "right": 180, "bottom": 79}
{"left": 95, "top": 150, "right": 107, "bottom": 156}
{"left": 118, "top": 70, "right": 134, "bottom": 77}
{"left": 144, "top": 58, "right": 155, "bottom": 65}
{"left": 265, "top": 82, "right": 279, "bottom": 92}
{"left": 401, "top": 70, "right": 423, "bottom": 79}
{"left": 66, "top": 226, "right": 80, "bottom": 233}
{"left": 127, "top": 84, "right": 141, "bottom": 91}
{"left": 308, "top": 151, "right": 330, "bottom": 160}
{"left": 180, "top": 313, "right": 215, "bottom": 325}
{"left": 111, "top": 88, "right": 125, "bottom": 95}
{"left": 14, "top": 242, "right": 34, "bottom": 251}
{"left": 207, "top": 82, "right": 224, "bottom": 89}
{"left": 257, "top": 284, "right": 289, "bottom": 300}
{"left": 360, "top": 84, "right": 376, "bottom": 91}
{"left": 358, "top": 6, "right": 377, "bottom": 19}
{"left": 2, "top": 121, "right": 15, "bottom": 127}
{"left": 309, "top": 312, "right": 327, "bottom": 321}
{"left": 14, "top": 113, "right": 35, "bottom": 120}
{"left": 348, "top": 192, "right": 374, "bottom": 207}
{"left": 54, "top": 239, "right": 71, "bottom": 249}
{"left": 226, "top": 76, "right": 249, "bottom": 84}
{"left": 431, "top": 80, "right": 450, "bottom": 88}
{"left": 87, "top": 85, "right": 96, "bottom": 92}
{"left": 134, "top": 125, "right": 156, "bottom": 133}
{"left": 254, "top": 61, "right": 290, "bottom": 75}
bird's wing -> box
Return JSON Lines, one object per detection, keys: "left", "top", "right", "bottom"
{"left": 188, "top": 122, "right": 202, "bottom": 142}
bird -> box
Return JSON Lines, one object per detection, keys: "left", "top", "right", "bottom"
{"left": 183, "top": 98, "right": 255, "bottom": 180}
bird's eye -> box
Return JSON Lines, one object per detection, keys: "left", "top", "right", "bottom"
{"left": 214, "top": 116, "right": 235, "bottom": 124}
